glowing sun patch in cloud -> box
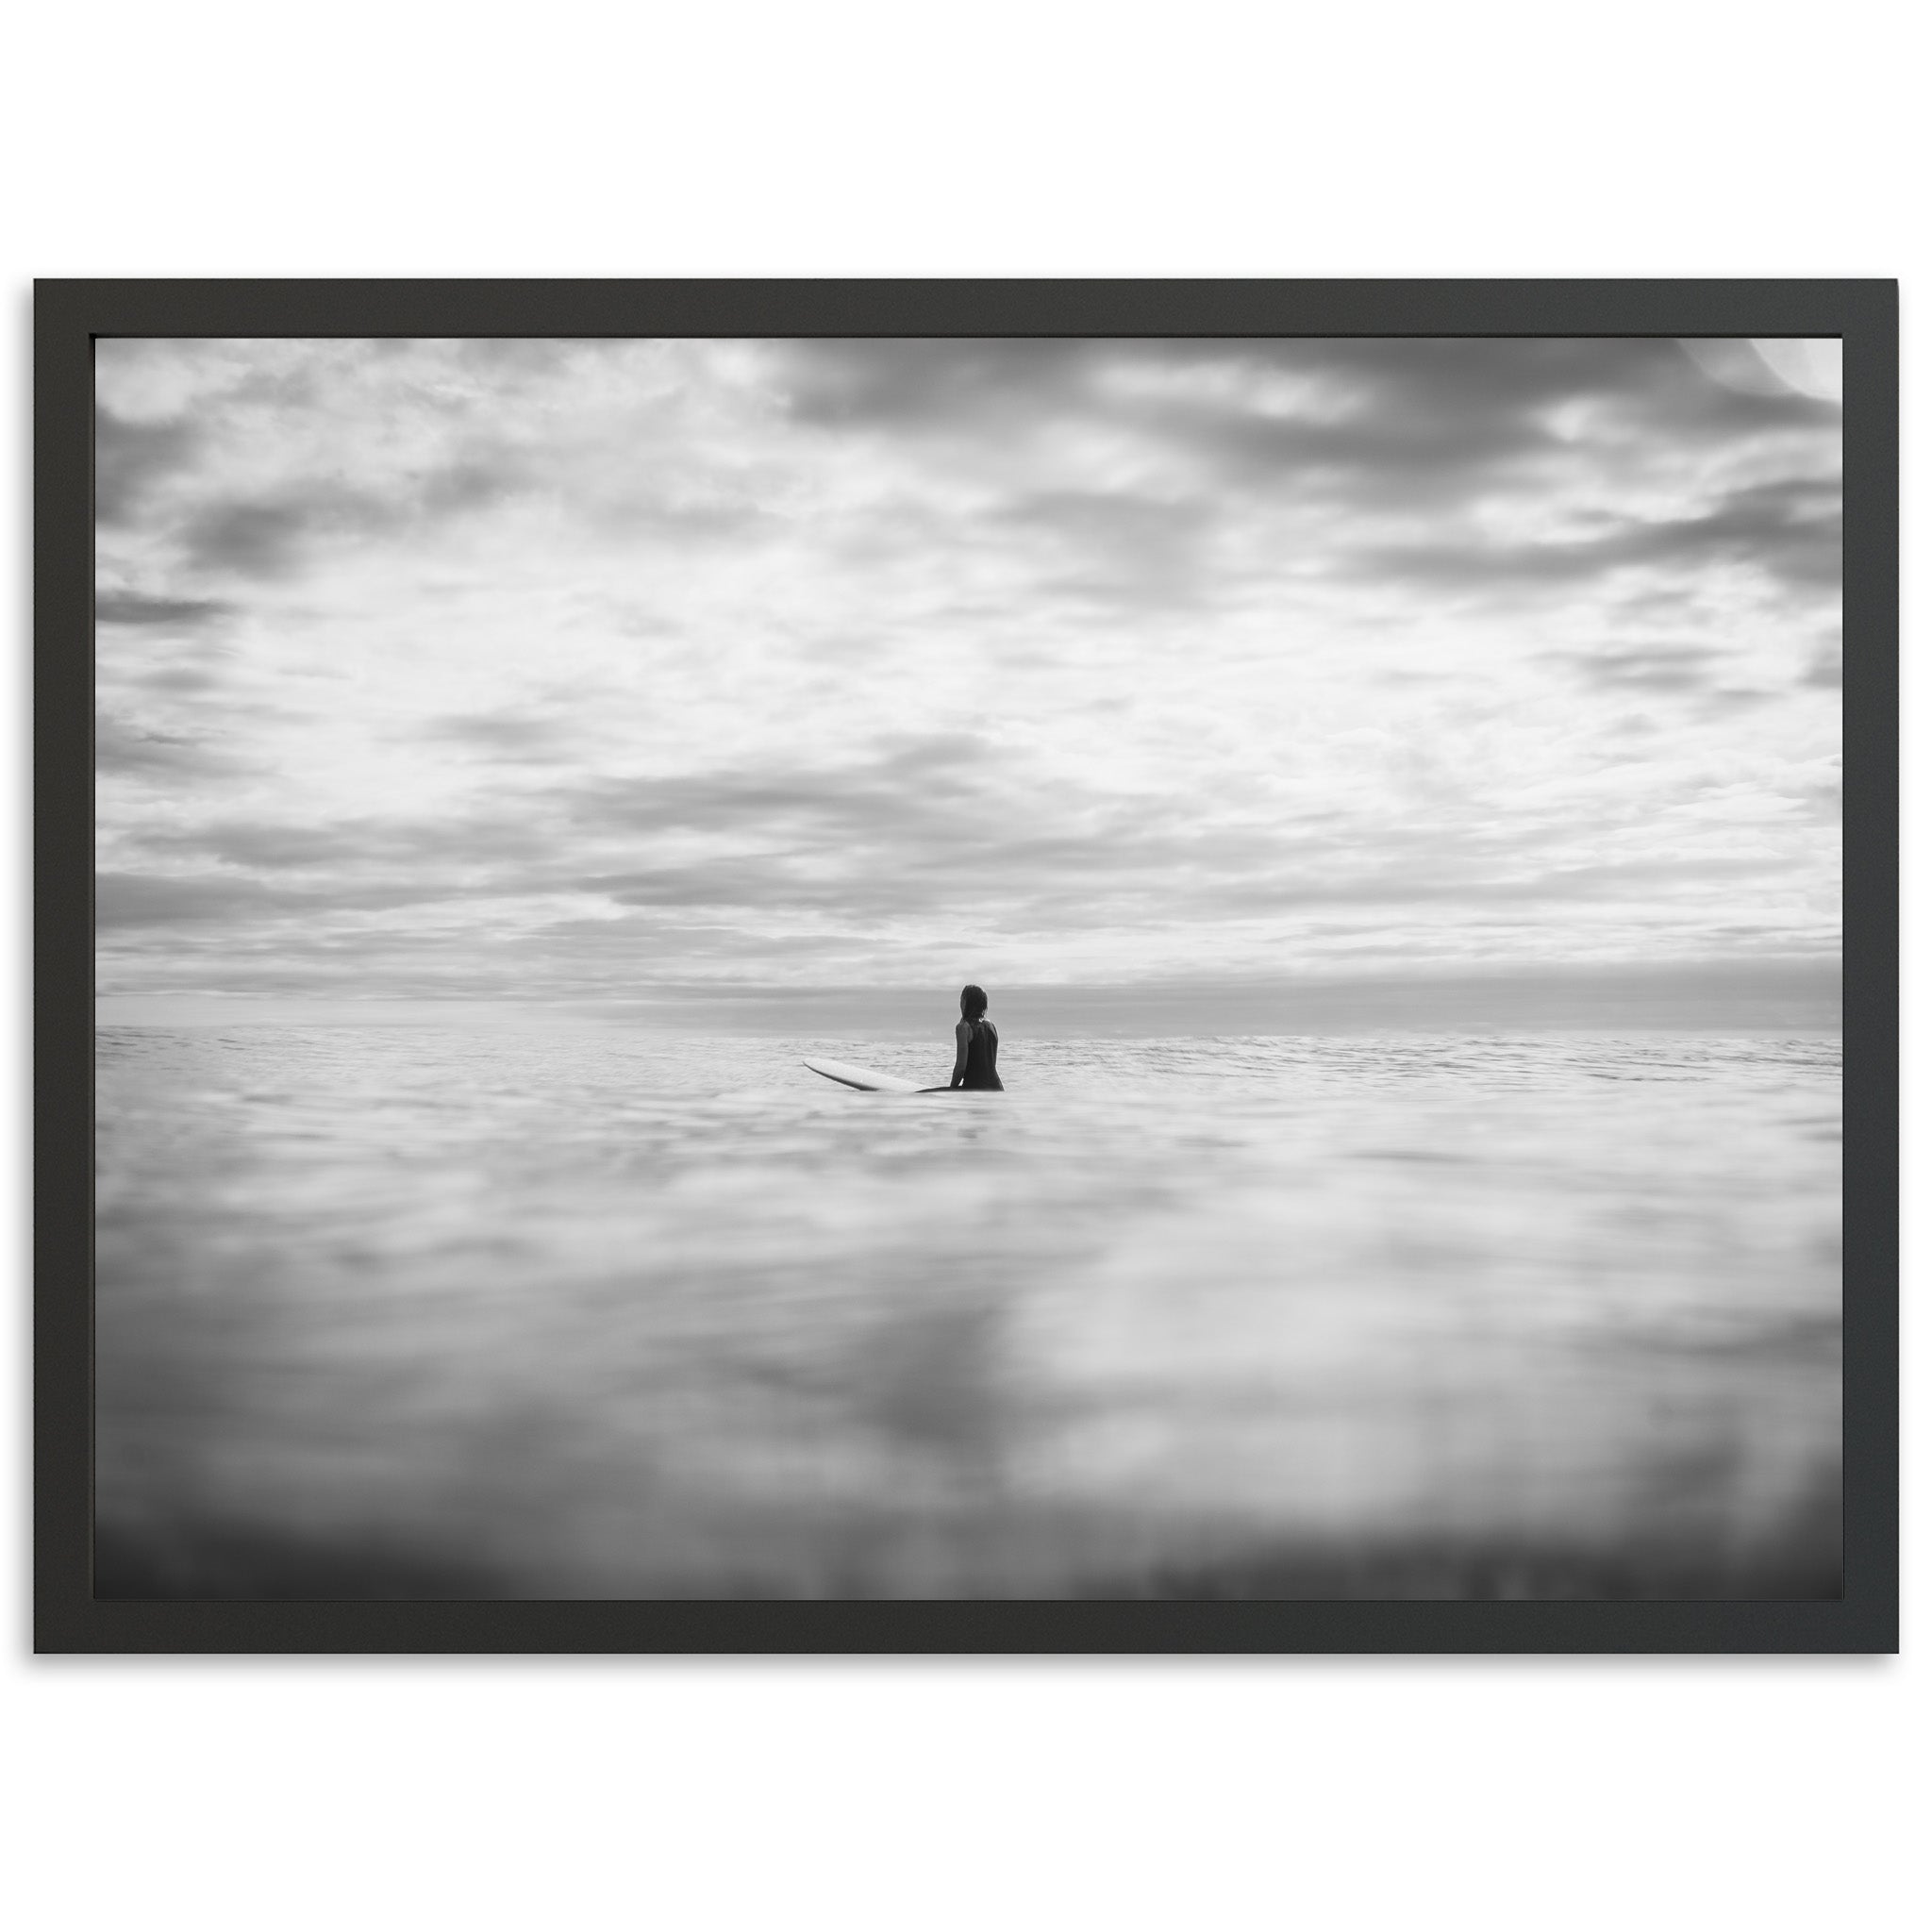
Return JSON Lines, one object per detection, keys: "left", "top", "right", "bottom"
{"left": 1678, "top": 337, "right": 1843, "bottom": 404}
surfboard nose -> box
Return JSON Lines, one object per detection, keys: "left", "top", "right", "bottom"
{"left": 802, "top": 1057, "right": 922, "bottom": 1093}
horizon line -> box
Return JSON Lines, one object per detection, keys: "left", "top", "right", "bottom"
{"left": 96, "top": 956, "right": 1841, "bottom": 1035}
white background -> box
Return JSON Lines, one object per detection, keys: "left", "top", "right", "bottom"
{"left": 3, "top": 4, "right": 1922, "bottom": 1925}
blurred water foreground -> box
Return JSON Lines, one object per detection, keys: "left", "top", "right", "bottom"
{"left": 94, "top": 1027, "right": 1841, "bottom": 1601}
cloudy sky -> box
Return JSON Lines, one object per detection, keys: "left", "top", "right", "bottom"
{"left": 95, "top": 336, "right": 1841, "bottom": 1025}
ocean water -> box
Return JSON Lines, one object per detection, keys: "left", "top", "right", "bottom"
{"left": 94, "top": 1025, "right": 1842, "bottom": 1599}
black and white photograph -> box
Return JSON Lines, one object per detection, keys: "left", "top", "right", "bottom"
{"left": 88, "top": 327, "right": 1848, "bottom": 1608}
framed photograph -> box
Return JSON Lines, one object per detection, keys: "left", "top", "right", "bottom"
{"left": 35, "top": 281, "right": 1896, "bottom": 1652}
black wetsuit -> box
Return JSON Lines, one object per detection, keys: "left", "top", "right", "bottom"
{"left": 958, "top": 1017, "right": 1004, "bottom": 1091}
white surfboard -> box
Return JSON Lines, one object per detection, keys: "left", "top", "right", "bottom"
{"left": 803, "top": 1057, "right": 939, "bottom": 1093}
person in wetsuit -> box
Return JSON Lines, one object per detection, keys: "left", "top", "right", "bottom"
{"left": 950, "top": 984, "right": 1004, "bottom": 1091}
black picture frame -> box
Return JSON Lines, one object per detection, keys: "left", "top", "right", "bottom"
{"left": 36, "top": 279, "right": 1897, "bottom": 1654}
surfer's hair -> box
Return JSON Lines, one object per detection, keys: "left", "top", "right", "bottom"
{"left": 960, "top": 984, "right": 988, "bottom": 1018}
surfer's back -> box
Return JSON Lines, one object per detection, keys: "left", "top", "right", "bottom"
{"left": 958, "top": 1015, "right": 1003, "bottom": 1091}
{"left": 952, "top": 983, "right": 1005, "bottom": 1091}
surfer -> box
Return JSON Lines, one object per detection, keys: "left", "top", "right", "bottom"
{"left": 950, "top": 985, "right": 1004, "bottom": 1091}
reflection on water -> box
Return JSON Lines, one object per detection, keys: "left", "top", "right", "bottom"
{"left": 94, "top": 1026, "right": 1841, "bottom": 1599}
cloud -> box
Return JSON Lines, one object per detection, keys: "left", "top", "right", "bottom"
{"left": 128, "top": 808, "right": 561, "bottom": 876}
{"left": 96, "top": 712, "right": 246, "bottom": 782}
{"left": 138, "top": 667, "right": 225, "bottom": 696}
{"left": 95, "top": 861, "right": 528, "bottom": 930}
{"left": 416, "top": 452, "right": 531, "bottom": 516}
{"left": 96, "top": 591, "right": 231, "bottom": 627}
{"left": 775, "top": 339, "right": 1103, "bottom": 434}
{"left": 774, "top": 337, "right": 1836, "bottom": 512}
{"left": 423, "top": 714, "right": 569, "bottom": 761}
{"left": 93, "top": 338, "right": 1841, "bottom": 1009}
{"left": 984, "top": 489, "right": 1219, "bottom": 608}
{"left": 1215, "top": 850, "right": 1787, "bottom": 913}
{"left": 148, "top": 822, "right": 376, "bottom": 870}
{"left": 1612, "top": 478, "right": 1840, "bottom": 588}
{"left": 1571, "top": 645, "right": 1724, "bottom": 693}
{"left": 151, "top": 390, "right": 766, "bottom": 586}
{"left": 97, "top": 872, "right": 287, "bottom": 928}
{"left": 559, "top": 732, "right": 1000, "bottom": 844}
{"left": 180, "top": 488, "right": 391, "bottom": 578}
{"left": 95, "top": 408, "right": 198, "bottom": 525}
{"left": 1348, "top": 477, "right": 1840, "bottom": 602}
